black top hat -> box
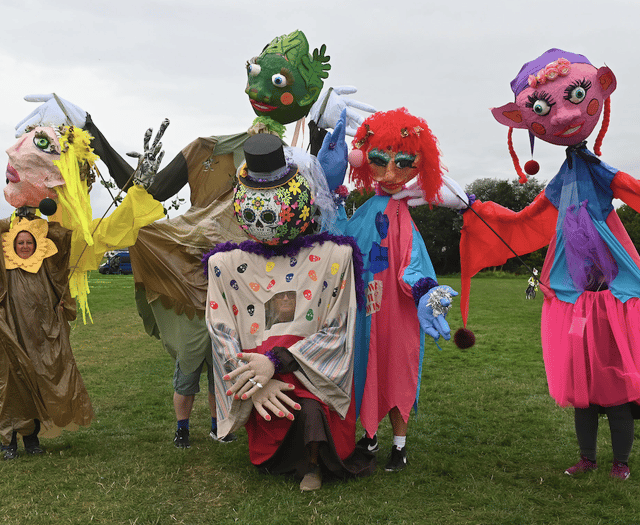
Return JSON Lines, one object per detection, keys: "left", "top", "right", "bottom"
{"left": 239, "top": 134, "right": 298, "bottom": 189}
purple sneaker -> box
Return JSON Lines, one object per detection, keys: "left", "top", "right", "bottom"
{"left": 565, "top": 455, "right": 597, "bottom": 475}
{"left": 610, "top": 460, "right": 630, "bottom": 480}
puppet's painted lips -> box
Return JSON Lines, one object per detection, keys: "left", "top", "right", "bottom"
{"left": 250, "top": 99, "right": 278, "bottom": 112}
{"left": 556, "top": 122, "right": 584, "bottom": 137}
{"left": 6, "top": 164, "right": 19, "bottom": 183}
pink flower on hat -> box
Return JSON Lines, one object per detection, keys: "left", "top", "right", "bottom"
{"left": 544, "top": 64, "right": 559, "bottom": 80}
{"left": 556, "top": 58, "right": 571, "bottom": 76}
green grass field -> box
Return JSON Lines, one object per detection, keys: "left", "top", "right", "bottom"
{"left": 1, "top": 273, "right": 638, "bottom": 525}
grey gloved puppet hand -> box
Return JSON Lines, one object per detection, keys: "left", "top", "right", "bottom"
{"left": 126, "top": 119, "right": 170, "bottom": 188}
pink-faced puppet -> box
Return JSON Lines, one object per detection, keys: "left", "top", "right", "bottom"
{"left": 460, "top": 49, "right": 640, "bottom": 480}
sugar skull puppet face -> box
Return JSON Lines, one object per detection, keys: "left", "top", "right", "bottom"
{"left": 491, "top": 49, "right": 616, "bottom": 147}
{"left": 350, "top": 107, "right": 443, "bottom": 201}
{"left": 245, "top": 30, "right": 330, "bottom": 125}
{"left": 5, "top": 126, "right": 64, "bottom": 208}
{"left": 234, "top": 172, "right": 317, "bottom": 245}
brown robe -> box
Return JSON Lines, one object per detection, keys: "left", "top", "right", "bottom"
{"left": 0, "top": 218, "right": 93, "bottom": 445}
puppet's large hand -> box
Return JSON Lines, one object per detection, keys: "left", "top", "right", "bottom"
{"left": 309, "top": 86, "right": 376, "bottom": 137}
{"left": 251, "top": 379, "right": 301, "bottom": 421}
{"left": 393, "top": 176, "right": 469, "bottom": 209}
{"left": 15, "top": 94, "right": 87, "bottom": 137}
{"left": 417, "top": 285, "right": 458, "bottom": 341}
{"left": 126, "top": 119, "right": 170, "bottom": 188}
{"left": 223, "top": 352, "right": 276, "bottom": 400}
{"left": 317, "top": 109, "right": 348, "bottom": 190}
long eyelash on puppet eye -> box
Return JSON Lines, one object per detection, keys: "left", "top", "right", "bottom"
{"left": 563, "top": 78, "right": 592, "bottom": 98}
{"left": 280, "top": 68, "right": 295, "bottom": 85}
{"left": 525, "top": 91, "right": 555, "bottom": 108}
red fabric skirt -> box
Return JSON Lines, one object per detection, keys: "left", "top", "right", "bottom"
{"left": 542, "top": 291, "right": 640, "bottom": 408}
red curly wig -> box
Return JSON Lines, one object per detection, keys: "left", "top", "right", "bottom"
{"left": 350, "top": 107, "right": 443, "bottom": 203}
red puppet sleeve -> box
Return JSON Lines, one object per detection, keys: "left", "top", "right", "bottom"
{"left": 459, "top": 190, "right": 558, "bottom": 326}
{"left": 611, "top": 171, "right": 640, "bottom": 213}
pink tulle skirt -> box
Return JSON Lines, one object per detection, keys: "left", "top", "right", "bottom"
{"left": 542, "top": 291, "right": 640, "bottom": 408}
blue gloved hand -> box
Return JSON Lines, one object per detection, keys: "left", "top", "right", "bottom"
{"left": 317, "top": 108, "right": 348, "bottom": 191}
{"left": 417, "top": 285, "right": 458, "bottom": 341}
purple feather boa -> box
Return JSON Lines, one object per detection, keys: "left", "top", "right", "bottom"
{"left": 202, "top": 232, "right": 366, "bottom": 310}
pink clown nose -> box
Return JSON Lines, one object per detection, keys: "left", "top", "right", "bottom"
{"left": 348, "top": 149, "right": 365, "bottom": 168}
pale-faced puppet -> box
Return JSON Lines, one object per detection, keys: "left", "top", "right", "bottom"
{"left": 344, "top": 107, "right": 458, "bottom": 472}
{"left": 205, "top": 133, "right": 374, "bottom": 491}
{"left": 460, "top": 48, "right": 640, "bottom": 480}
{"left": 0, "top": 122, "right": 163, "bottom": 460}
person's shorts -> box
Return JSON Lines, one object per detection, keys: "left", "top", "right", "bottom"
{"left": 173, "top": 359, "right": 215, "bottom": 396}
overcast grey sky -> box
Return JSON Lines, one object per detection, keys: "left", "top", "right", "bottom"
{"left": 0, "top": 0, "right": 638, "bottom": 219}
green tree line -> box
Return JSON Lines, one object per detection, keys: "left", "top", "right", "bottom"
{"left": 345, "top": 178, "right": 640, "bottom": 275}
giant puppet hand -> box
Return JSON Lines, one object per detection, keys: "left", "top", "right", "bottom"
{"left": 417, "top": 285, "right": 458, "bottom": 341}
{"left": 309, "top": 86, "right": 376, "bottom": 137}
{"left": 317, "top": 109, "right": 348, "bottom": 190}
{"left": 251, "top": 379, "right": 302, "bottom": 421}
{"left": 126, "top": 119, "right": 170, "bottom": 189}
{"left": 223, "top": 352, "right": 276, "bottom": 400}
{"left": 393, "top": 175, "right": 470, "bottom": 209}
{"left": 15, "top": 94, "right": 88, "bottom": 137}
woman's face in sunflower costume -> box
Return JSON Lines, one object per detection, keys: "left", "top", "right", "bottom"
{"left": 5, "top": 127, "right": 64, "bottom": 208}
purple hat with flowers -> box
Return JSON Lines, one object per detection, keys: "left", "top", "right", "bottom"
{"left": 510, "top": 48, "right": 592, "bottom": 96}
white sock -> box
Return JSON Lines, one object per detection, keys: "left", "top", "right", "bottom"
{"left": 393, "top": 436, "right": 406, "bottom": 449}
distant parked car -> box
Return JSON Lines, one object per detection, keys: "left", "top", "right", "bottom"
{"left": 99, "top": 250, "right": 132, "bottom": 275}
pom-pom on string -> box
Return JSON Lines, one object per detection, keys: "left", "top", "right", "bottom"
{"left": 454, "top": 327, "right": 475, "bottom": 349}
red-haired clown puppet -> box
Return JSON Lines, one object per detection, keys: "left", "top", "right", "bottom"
{"left": 345, "top": 108, "right": 457, "bottom": 471}
{"left": 460, "top": 49, "right": 640, "bottom": 480}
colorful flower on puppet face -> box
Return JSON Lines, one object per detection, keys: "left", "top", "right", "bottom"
{"left": 251, "top": 196, "right": 265, "bottom": 211}
{"left": 279, "top": 206, "right": 295, "bottom": 223}
{"left": 5, "top": 126, "right": 64, "bottom": 208}
{"left": 288, "top": 178, "right": 302, "bottom": 195}
{"left": 300, "top": 205, "right": 310, "bottom": 221}
{"left": 515, "top": 62, "right": 606, "bottom": 146}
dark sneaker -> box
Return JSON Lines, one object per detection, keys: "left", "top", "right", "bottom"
{"left": 384, "top": 445, "right": 407, "bottom": 472}
{"left": 209, "top": 430, "right": 237, "bottom": 443}
{"left": 610, "top": 460, "right": 630, "bottom": 480}
{"left": 356, "top": 432, "right": 379, "bottom": 453}
{"left": 564, "top": 455, "right": 597, "bottom": 475}
{"left": 1, "top": 446, "right": 18, "bottom": 460}
{"left": 25, "top": 445, "right": 44, "bottom": 455}
{"left": 174, "top": 427, "right": 190, "bottom": 448}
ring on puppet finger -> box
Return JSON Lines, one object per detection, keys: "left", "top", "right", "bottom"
{"left": 248, "top": 378, "right": 263, "bottom": 389}
{"left": 231, "top": 372, "right": 258, "bottom": 398}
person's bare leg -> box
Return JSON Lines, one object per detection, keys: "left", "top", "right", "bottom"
{"left": 208, "top": 391, "right": 216, "bottom": 418}
{"left": 174, "top": 392, "right": 195, "bottom": 420}
{"left": 389, "top": 407, "right": 408, "bottom": 437}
